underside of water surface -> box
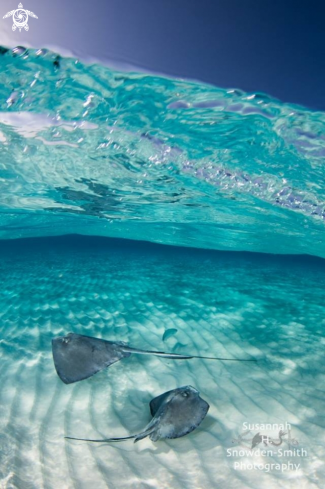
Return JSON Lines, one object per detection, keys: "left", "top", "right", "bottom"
{"left": 0, "top": 46, "right": 324, "bottom": 257}
{"left": 1, "top": 46, "right": 325, "bottom": 489}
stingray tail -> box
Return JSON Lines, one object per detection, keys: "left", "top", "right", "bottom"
{"left": 65, "top": 423, "right": 157, "bottom": 444}
{"left": 133, "top": 424, "right": 157, "bottom": 443}
{"left": 65, "top": 435, "right": 136, "bottom": 443}
{"left": 123, "top": 347, "right": 256, "bottom": 362}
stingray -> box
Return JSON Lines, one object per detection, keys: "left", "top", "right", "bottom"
{"left": 52, "top": 332, "right": 256, "bottom": 384}
{"left": 65, "top": 385, "right": 209, "bottom": 443}
{"left": 162, "top": 328, "right": 178, "bottom": 341}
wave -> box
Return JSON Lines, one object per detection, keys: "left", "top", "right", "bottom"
{"left": 0, "top": 46, "right": 324, "bottom": 257}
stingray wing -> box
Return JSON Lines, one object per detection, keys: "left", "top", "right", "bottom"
{"left": 26, "top": 10, "right": 38, "bottom": 19}
{"left": 168, "top": 395, "right": 209, "bottom": 439}
{"left": 3, "top": 10, "right": 14, "bottom": 19}
{"left": 52, "top": 333, "right": 131, "bottom": 384}
{"left": 149, "top": 389, "right": 175, "bottom": 416}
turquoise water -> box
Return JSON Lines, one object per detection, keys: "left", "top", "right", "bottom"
{"left": 0, "top": 46, "right": 324, "bottom": 257}
{"left": 0, "top": 237, "right": 325, "bottom": 488}
{"left": 0, "top": 46, "right": 325, "bottom": 488}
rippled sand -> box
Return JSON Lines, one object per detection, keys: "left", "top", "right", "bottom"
{"left": 0, "top": 236, "right": 324, "bottom": 489}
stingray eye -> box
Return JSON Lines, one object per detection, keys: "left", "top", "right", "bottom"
{"left": 182, "top": 392, "right": 188, "bottom": 397}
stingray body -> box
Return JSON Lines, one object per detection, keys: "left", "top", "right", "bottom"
{"left": 65, "top": 385, "right": 209, "bottom": 443}
{"left": 162, "top": 328, "right": 178, "bottom": 341}
{"left": 52, "top": 333, "right": 256, "bottom": 384}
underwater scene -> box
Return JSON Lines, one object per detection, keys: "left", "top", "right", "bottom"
{"left": 0, "top": 46, "right": 325, "bottom": 489}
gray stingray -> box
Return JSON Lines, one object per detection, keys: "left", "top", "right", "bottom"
{"left": 52, "top": 333, "right": 256, "bottom": 384}
{"left": 65, "top": 385, "right": 209, "bottom": 443}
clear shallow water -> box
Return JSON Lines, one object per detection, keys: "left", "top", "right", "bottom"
{"left": 0, "top": 46, "right": 324, "bottom": 256}
{"left": 0, "top": 237, "right": 325, "bottom": 488}
{"left": 1, "top": 46, "right": 325, "bottom": 489}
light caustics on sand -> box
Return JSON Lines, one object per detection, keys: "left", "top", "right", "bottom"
{"left": 0, "top": 240, "right": 325, "bottom": 488}
{"left": 0, "top": 46, "right": 324, "bottom": 256}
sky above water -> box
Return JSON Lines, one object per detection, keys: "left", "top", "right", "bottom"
{"left": 0, "top": 0, "right": 324, "bottom": 110}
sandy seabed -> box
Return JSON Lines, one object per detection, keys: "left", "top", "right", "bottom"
{"left": 0, "top": 237, "right": 324, "bottom": 489}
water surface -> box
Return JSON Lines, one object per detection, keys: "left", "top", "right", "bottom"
{"left": 0, "top": 45, "right": 325, "bottom": 488}
{"left": 0, "top": 46, "right": 324, "bottom": 256}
